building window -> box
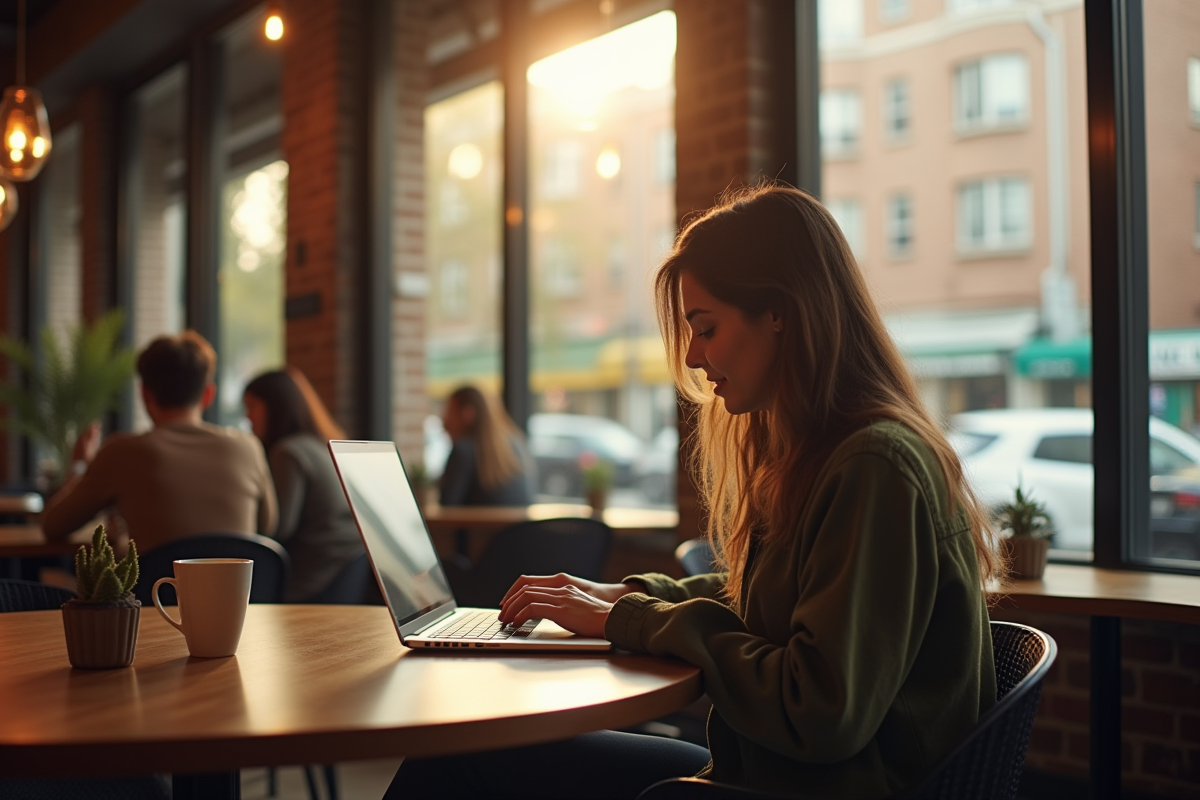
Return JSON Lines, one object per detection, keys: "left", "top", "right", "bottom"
{"left": 543, "top": 239, "right": 581, "bottom": 298}
{"left": 886, "top": 193, "right": 913, "bottom": 258}
{"left": 821, "top": 89, "right": 862, "bottom": 159}
{"left": 883, "top": 78, "right": 911, "bottom": 143}
{"left": 954, "top": 53, "right": 1029, "bottom": 134}
{"left": 957, "top": 177, "right": 1032, "bottom": 254}
{"left": 1194, "top": 182, "right": 1200, "bottom": 250}
{"left": 819, "top": 0, "right": 863, "bottom": 48}
{"left": 826, "top": 198, "right": 865, "bottom": 258}
{"left": 879, "top": 0, "right": 909, "bottom": 24}
{"left": 541, "top": 139, "right": 583, "bottom": 200}
{"left": 1190, "top": 57, "right": 1200, "bottom": 125}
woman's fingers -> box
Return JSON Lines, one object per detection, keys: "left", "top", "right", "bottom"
{"left": 498, "top": 584, "right": 612, "bottom": 638}
{"left": 499, "top": 573, "right": 573, "bottom": 606}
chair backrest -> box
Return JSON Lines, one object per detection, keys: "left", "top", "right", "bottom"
{"left": 900, "top": 620, "right": 1057, "bottom": 800}
{"left": 451, "top": 517, "right": 613, "bottom": 608}
{"left": 305, "top": 552, "right": 373, "bottom": 604}
{"left": 675, "top": 537, "right": 716, "bottom": 577}
{"left": 134, "top": 533, "right": 291, "bottom": 606}
{"left": 0, "top": 578, "right": 77, "bottom": 612}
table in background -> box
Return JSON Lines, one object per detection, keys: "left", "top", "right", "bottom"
{"left": 422, "top": 503, "right": 681, "bottom": 581}
{"left": 0, "top": 524, "right": 87, "bottom": 580}
{"left": 996, "top": 564, "right": 1200, "bottom": 800}
{"left": 0, "top": 604, "right": 701, "bottom": 800}
{"left": 0, "top": 492, "right": 42, "bottom": 517}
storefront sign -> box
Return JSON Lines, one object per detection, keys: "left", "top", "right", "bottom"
{"left": 1149, "top": 332, "right": 1200, "bottom": 379}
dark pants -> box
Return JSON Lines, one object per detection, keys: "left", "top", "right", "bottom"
{"left": 384, "top": 730, "right": 712, "bottom": 800}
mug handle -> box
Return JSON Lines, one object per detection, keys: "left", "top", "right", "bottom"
{"left": 152, "top": 577, "right": 185, "bottom": 632}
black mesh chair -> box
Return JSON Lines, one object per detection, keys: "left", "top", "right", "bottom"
{"left": 636, "top": 621, "right": 1057, "bottom": 800}
{"left": 675, "top": 538, "right": 717, "bottom": 577}
{"left": 0, "top": 578, "right": 76, "bottom": 612}
{"left": 0, "top": 580, "right": 171, "bottom": 800}
{"left": 134, "top": 533, "right": 290, "bottom": 606}
{"left": 444, "top": 517, "right": 614, "bottom": 608}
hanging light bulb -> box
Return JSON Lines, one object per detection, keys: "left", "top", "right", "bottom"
{"left": 0, "top": 0, "right": 52, "bottom": 182}
{"left": 264, "top": 1, "right": 284, "bottom": 41}
{"left": 0, "top": 177, "right": 19, "bottom": 231}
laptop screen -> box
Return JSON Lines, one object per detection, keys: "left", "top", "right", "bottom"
{"left": 328, "top": 440, "right": 454, "bottom": 627}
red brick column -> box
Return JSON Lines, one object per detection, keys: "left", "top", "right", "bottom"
{"left": 76, "top": 86, "right": 115, "bottom": 323}
{"left": 281, "top": 0, "right": 367, "bottom": 434}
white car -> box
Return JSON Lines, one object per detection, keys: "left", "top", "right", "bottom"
{"left": 949, "top": 408, "right": 1200, "bottom": 554}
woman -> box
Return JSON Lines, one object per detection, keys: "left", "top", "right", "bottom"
{"left": 438, "top": 385, "right": 535, "bottom": 506}
{"left": 387, "top": 185, "right": 1001, "bottom": 799}
{"left": 243, "top": 368, "right": 364, "bottom": 602}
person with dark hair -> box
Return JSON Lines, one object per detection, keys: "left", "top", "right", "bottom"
{"left": 438, "top": 385, "right": 535, "bottom": 507}
{"left": 43, "top": 330, "right": 277, "bottom": 552}
{"left": 243, "top": 368, "right": 363, "bottom": 601}
{"left": 384, "top": 185, "right": 1000, "bottom": 799}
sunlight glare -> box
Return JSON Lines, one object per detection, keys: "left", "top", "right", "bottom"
{"left": 447, "top": 143, "right": 483, "bottom": 180}
{"left": 526, "top": 10, "right": 675, "bottom": 119}
{"left": 595, "top": 147, "right": 621, "bottom": 179}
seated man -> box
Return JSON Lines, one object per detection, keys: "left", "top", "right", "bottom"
{"left": 42, "top": 331, "right": 278, "bottom": 551}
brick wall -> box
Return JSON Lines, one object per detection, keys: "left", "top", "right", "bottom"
{"left": 390, "top": 0, "right": 430, "bottom": 466}
{"left": 281, "top": 0, "right": 366, "bottom": 435}
{"left": 672, "top": 0, "right": 797, "bottom": 542}
{"left": 992, "top": 607, "right": 1200, "bottom": 797}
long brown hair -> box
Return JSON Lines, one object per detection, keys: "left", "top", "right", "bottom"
{"left": 446, "top": 385, "right": 522, "bottom": 490}
{"left": 655, "top": 184, "right": 1001, "bottom": 607}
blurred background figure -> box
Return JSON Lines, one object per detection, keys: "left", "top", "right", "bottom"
{"left": 243, "top": 368, "right": 364, "bottom": 602}
{"left": 438, "top": 385, "right": 535, "bottom": 507}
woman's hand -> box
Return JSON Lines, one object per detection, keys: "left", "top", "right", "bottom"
{"left": 497, "top": 574, "right": 643, "bottom": 637}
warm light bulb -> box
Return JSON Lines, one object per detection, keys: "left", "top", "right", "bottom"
{"left": 265, "top": 14, "right": 284, "bottom": 40}
{"left": 0, "top": 87, "right": 51, "bottom": 181}
{"left": 31, "top": 137, "right": 44, "bottom": 158}
{"left": 8, "top": 129, "right": 26, "bottom": 151}
{"left": 9, "top": 149, "right": 22, "bottom": 163}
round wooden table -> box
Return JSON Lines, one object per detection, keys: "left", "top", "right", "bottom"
{"left": 0, "top": 604, "right": 701, "bottom": 791}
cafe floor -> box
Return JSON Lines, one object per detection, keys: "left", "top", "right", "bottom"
{"left": 240, "top": 759, "right": 403, "bottom": 800}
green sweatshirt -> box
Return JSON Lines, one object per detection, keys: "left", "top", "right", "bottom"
{"left": 606, "top": 420, "right": 996, "bottom": 799}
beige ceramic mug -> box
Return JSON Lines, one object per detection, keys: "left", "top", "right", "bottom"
{"left": 152, "top": 558, "right": 253, "bottom": 658}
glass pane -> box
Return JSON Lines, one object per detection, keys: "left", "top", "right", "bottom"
{"left": 424, "top": 81, "right": 505, "bottom": 480}
{"left": 128, "top": 64, "right": 188, "bottom": 431}
{"left": 1143, "top": 2, "right": 1200, "bottom": 564}
{"left": 527, "top": 10, "right": 677, "bottom": 507}
{"left": 216, "top": 12, "right": 284, "bottom": 424}
{"left": 821, "top": 1, "right": 1092, "bottom": 556}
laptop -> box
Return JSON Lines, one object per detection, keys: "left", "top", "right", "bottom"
{"left": 328, "top": 439, "right": 612, "bottom": 652}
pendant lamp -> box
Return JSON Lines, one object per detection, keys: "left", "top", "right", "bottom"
{"left": 0, "top": 177, "right": 18, "bottom": 231}
{"left": 0, "top": 0, "right": 51, "bottom": 182}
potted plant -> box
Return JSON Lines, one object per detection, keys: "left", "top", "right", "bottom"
{"left": 580, "top": 452, "right": 615, "bottom": 513}
{"left": 0, "top": 310, "right": 135, "bottom": 489}
{"left": 995, "top": 483, "right": 1055, "bottom": 579}
{"left": 61, "top": 525, "right": 141, "bottom": 669}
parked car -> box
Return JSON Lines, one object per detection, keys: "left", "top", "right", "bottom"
{"left": 949, "top": 408, "right": 1200, "bottom": 559}
{"left": 633, "top": 425, "right": 679, "bottom": 505}
{"left": 528, "top": 413, "right": 646, "bottom": 499}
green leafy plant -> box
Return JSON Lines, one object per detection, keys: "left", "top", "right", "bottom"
{"left": 0, "top": 310, "right": 135, "bottom": 482}
{"left": 995, "top": 484, "right": 1055, "bottom": 540}
{"left": 407, "top": 461, "right": 429, "bottom": 487}
{"left": 73, "top": 525, "right": 140, "bottom": 605}
{"left": 579, "top": 452, "right": 615, "bottom": 493}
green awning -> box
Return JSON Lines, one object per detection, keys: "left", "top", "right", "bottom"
{"left": 1014, "top": 337, "right": 1091, "bottom": 378}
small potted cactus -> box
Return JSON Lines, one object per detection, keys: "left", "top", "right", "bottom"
{"left": 996, "top": 483, "right": 1055, "bottom": 580}
{"left": 61, "top": 525, "right": 141, "bottom": 669}
{"left": 580, "top": 452, "right": 615, "bottom": 513}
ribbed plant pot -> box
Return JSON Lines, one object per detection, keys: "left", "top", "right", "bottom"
{"left": 61, "top": 602, "right": 140, "bottom": 669}
{"left": 586, "top": 489, "right": 608, "bottom": 514}
{"left": 1003, "top": 537, "right": 1050, "bottom": 580}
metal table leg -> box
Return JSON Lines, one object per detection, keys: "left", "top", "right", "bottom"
{"left": 1090, "top": 616, "right": 1121, "bottom": 800}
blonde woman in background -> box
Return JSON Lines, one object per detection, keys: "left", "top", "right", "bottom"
{"left": 438, "top": 385, "right": 535, "bottom": 506}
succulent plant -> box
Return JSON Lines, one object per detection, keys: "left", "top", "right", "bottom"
{"left": 995, "top": 484, "right": 1055, "bottom": 541}
{"left": 73, "top": 525, "right": 140, "bottom": 605}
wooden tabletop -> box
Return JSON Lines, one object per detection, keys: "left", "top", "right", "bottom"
{"left": 995, "top": 563, "right": 1200, "bottom": 625}
{"left": 0, "top": 524, "right": 87, "bottom": 558}
{"left": 0, "top": 604, "right": 702, "bottom": 778}
{"left": 421, "top": 503, "right": 678, "bottom": 535}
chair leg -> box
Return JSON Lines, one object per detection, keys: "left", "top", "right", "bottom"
{"left": 267, "top": 767, "right": 277, "bottom": 797}
{"left": 303, "top": 766, "right": 321, "bottom": 800}
{"left": 322, "top": 764, "right": 339, "bottom": 800}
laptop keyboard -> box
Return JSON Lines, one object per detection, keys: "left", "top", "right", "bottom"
{"left": 427, "top": 611, "right": 540, "bottom": 640}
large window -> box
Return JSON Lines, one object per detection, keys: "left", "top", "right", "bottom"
{"left": 215, "top": 12, "right": 285, "bottom": 423}
{"left": 954, "top": 53, "right": 1029, "bottom": 134}
{"left": 526, "top": 11, "right": 677, "bottom": 507}
{"left": 126, "top": 65, "right": 188, "bottom": 431}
